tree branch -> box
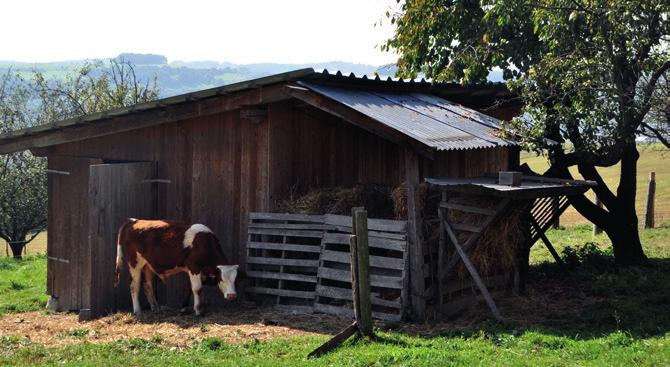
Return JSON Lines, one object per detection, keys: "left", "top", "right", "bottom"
{"left": 640, "top": 122, "right": 670, "bottom": 148}
{"left": 639, "top": 60, "right": 670, "bottom": 121}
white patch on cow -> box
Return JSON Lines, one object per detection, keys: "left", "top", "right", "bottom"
{"left": 217, "top": 265, "right": 239, "bottom": 300}
{"left": 188, "top": 271, "right": 203, "bottom": 316}
{"left": 182, "top": 224, "right": 213, "bottom": 248}
{"left": 130, "top": 253, "right": 148, "bottom": 315}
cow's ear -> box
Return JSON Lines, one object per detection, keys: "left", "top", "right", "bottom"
{"left": 231, "top": 265, "right": 239, "bottom": 271}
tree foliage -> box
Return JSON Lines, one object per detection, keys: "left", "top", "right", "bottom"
{"left": 384, "top": 0, "right": 670, "bottom": 265}
{"left": 0, "top": 60, "right": 159, "bottom": 258}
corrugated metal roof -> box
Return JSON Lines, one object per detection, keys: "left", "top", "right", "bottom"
{"left": 299, "top": 82, "right": 515, "bottom": 151}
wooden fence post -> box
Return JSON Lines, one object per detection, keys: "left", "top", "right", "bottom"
{"left": 645, "top": 172, "right": 656, "bottom": 229}
{"left": 593, "top": 197, "right": 603, "bottom": 235}
{"left": 353, "top": 209, "right": 373, "bottom": 337}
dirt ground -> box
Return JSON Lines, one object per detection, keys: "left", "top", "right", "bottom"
{"left": 0, "top": 304, "right": 347, "bottom": 350}
{"left": 0, "top": 273, "right": 594, "bottom": 350}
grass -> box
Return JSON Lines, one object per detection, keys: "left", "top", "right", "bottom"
{"left": 521, "top": 143, "right": 670, "bottom": 225}
{"left": 0, "top": 254, "right": 48, "bottom": 315}
{"left": 0, "top": 226, "right": 669, "bottom": 365}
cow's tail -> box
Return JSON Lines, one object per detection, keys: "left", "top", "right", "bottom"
{"left": 114, "top": 218, "right": 137, "bottom": 287}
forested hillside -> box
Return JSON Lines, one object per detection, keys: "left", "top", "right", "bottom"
{"left": 0, "top": 54, "right": 380, "bottom": 97}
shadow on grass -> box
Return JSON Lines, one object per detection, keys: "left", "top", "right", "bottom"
{"left": 420, "top": 255, "right": 670, "bottom": 342}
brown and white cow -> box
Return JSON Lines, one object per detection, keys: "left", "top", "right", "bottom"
{"left": 114, "top": 218, "right": 238, "bottom": 316}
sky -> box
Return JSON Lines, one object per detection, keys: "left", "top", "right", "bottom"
{"left": 1, "top": 0, "right": 399, "bottom": 65}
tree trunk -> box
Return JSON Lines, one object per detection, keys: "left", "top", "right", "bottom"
{"left": 548, "top": 143, "right": 647, "bottom": 266}
{"left": 607, "top": 143, "right": 647, "bottom": 266}
{"left": 8, "top": 242, "right": 24, "bottom": 260}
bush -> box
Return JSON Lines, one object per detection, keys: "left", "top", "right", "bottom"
{"left": 561, "top": 242, "right": 613, "bottom": 272}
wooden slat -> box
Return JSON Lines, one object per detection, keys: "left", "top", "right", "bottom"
{"left": 249, "top": 212, "right": 324, "bottom": 222}
{"left": 247, "top": 256, "right": 319, "bottom": 267}
{"left": 247, "top": 228, "right": 324, "bottom": 238}
{"left": 247, "top": 241, "right": 321, "bottom": 253}
{"left": 440, "top": 202, "right": 496, "bottom": 216}
{"left": 314, "top": 303, "right": 401, "bottom": 322}
{"left": 451, "top": 223, "right": 482, "bottom": 233}
{"left": 324, "top": 214, "right": 407, "bottom": 233}
{"left": 246, "top": 270, "right": 317, "bottom": 283}
{"left": 247, "top": 287, "right": 315, "bottom": 299}
{"left": 248, "top": 222, "right": 333, "bottom": 231}
{"left": 317, "top": 267, "right": 403, "bottom": 289}
{"left": 321, "top": 249, "right": 405, "bottom": 270}
{"left": 316, "top": 285, "right": 401, "bottom": 309}
{"left": 322, "top": 232, "right": 406, "bottom": 252}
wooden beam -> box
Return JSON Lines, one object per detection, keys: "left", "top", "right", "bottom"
{"left": 440, "top": 198, "right": 511, "bottom": 281}
{"left": 307, "top": 322, "right": 359, "bottom": 359}
{"left": 0, "top": 84, "right": 292, "bottom": 154}
{"left": 443, "top": 220, "right": 503, "bottom": 321}
{"left": 404, "top": 147, "right": 426, "bottom": 320}
{"left": 286, "top": 85, "right": 435, "bottom": 160}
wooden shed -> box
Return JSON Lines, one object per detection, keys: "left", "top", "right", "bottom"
{"left": 0, "top": 69, "right": 521, "bottom": 320}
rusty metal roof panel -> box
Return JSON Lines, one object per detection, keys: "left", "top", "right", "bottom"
{"left": 299, "top": 82, "right": 516, "bottom": 151}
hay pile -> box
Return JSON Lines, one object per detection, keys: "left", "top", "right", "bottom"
{"left": 277, "top": 184, "right": 395, "bottom": 219}
{"left": 277, "top": 183, "right": 525, "bottom": 278}
{"left": 445, "top": 195, "right": 526, "bottom": 277}
{"left": 0, "top": 306, "right": 346, "bottom": 349}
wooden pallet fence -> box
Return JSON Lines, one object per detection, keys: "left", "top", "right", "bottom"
{"left": 245, "top": 213, "right": 409, "bottom": 321}
{"left": 246, "top": 213, "right": 327, "bottom": 312}
{"left": 314, "top": 214, "right": 408, "bottom": 322}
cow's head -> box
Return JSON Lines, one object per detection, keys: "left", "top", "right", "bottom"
{"left": 216, "top": 265, "right": 239, "bottom": 301}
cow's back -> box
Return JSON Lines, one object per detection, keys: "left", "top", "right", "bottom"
{"left": 119, "top": 219, "right": 191, "bottom": 272}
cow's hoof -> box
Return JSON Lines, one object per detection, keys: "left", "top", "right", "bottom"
{"left": 179, "top": 307, "right": 191, "bottom": 315}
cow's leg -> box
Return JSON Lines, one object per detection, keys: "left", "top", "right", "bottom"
{"left": 142, "top": 268, "right": 159, "bottom": 312}
{"left": 188, "top": 272, "right": 203, "bottom": 316}
{"left": 129, "top": 263, "right": 144, "bottom": 315}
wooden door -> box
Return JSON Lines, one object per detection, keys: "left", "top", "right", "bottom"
{"left": 47, "top": 156, "right": 101, "bottom": 312}
{"left": 83, "top": 162, "right": 157, "bottom": 319}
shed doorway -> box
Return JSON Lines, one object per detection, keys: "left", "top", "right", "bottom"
{"left": 80, "top": 161, "right": 158, "bottom": 320}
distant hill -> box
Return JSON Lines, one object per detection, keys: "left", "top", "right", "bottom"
{"left": 0, "top": 54, "right": 383, "bottom": 97}
{"left": 0, "top": 53, "right": 508, "bottom": 98}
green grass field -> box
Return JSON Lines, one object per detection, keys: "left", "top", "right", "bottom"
{"left": 1, "top": 226, "right": 669, "bottom": 366}
{"left": 521, "top": 143, "right": 670, "bottom": 225}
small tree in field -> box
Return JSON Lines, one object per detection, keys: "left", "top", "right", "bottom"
{"left": 384, "top": 0, "right": 669, "bottom": 265}
{"left": 0, "top": 60, "right": 159, "bottom": 259}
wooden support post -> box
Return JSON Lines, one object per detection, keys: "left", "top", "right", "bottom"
{"left": 437, "top": 191, "right": 447, "bottom": 306}
{"left": 531, "top": 218, "right": 566, "bottom": 268}
{"left": 307, "top": 322, "right": 359, "bottom": 359}
{"left": 645, "top": 172, "right": 656, "bottom": 229}
{"left": 443, "top": 221, "right": 503, "bottom": 321}
{"left": 551, "top": 196, "right": 560, "bottom": 229}
{"left": 593, "top": 197, "right": 603, "bottom": 235}
{"left": 404, "top": 147, "right": 426, "bottom": 320}
{"left": 354, "top": 209, "right": 373, "bottom": 337}
{"left": 531, "top": 218, "right": 585, "bottom": 297}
